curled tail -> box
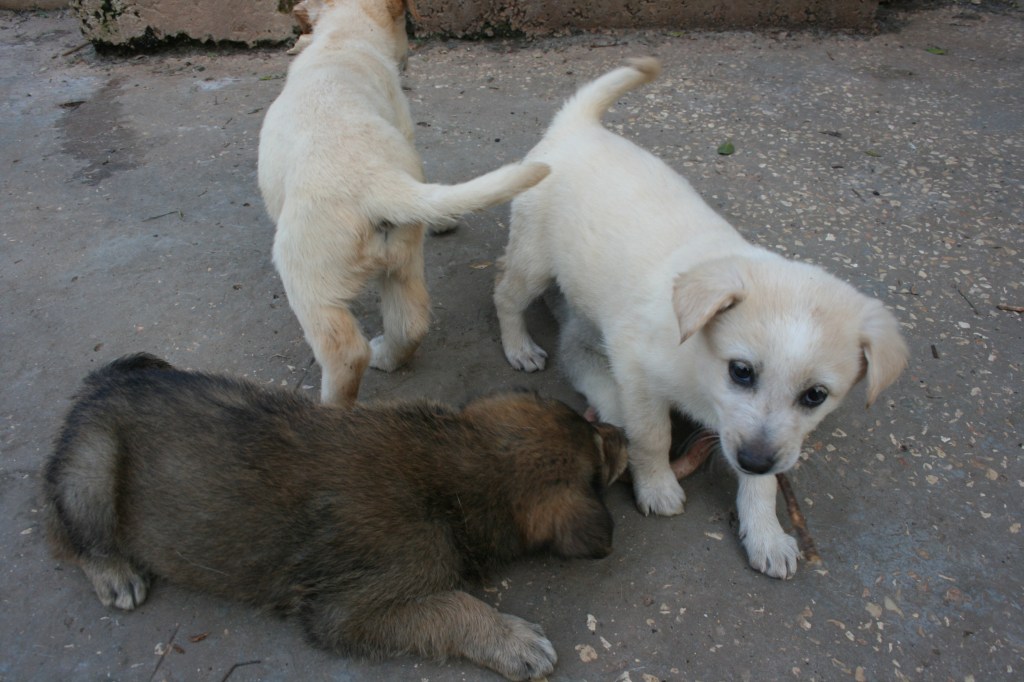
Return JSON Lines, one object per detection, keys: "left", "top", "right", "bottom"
{"left": 550, "top": 57, "right": 661, "bottom": 132}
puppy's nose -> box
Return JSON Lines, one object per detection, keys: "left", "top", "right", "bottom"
{"left": 737, "top": 444, "right": 776, "bottom": 475}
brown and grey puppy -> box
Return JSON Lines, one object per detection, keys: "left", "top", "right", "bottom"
{"left": 258, "top": 0, "right": 549, "bottom": 406}
{"left": 44, "top": 354, "right": 627, "bottom": 681}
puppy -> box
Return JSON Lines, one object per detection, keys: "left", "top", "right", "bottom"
{"left": 494, "top": 59, "right": 908, "bottom": 579}
{"left": 258, "top": 0, "right": 549, "bottom": 406}
{"left": 44, "top": 353, "right": 627, "bottom": 681}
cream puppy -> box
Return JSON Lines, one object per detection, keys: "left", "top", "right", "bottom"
{"left": 494, "top": 59, "right": 908, "bottom": 578}
{"left": 259, "top": 0, "right": 549, "bottom": 405}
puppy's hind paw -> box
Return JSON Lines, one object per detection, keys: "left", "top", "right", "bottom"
{"left": 369, "top": 335, "right": 411, "bottom": 372}
{"left": 504, "top": 339, "right": 548, "bottom": 373}
{"left": 82, "top": 558, "right": 149, "bottom": 610}
{"left": 633, "top": 472, "right": 686, "bottom": 517}
{"left": 486, "top": 614, "right": 557, "bottom": 681}
{"left": 743, "top": 529, "right": 800, "bottom": 579}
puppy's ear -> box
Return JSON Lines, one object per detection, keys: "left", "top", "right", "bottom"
{"left": 592, "top": 423, "right": 628, "bottom": 487}
{"left": 292, "top": 0, "right": 323, "bottom": 31}
{"left": 672, "top": 259, "right": 748, "bottom": 344}
{"left": 859, "top": 299, "right": 908, "bottom": 407}
{"left": 403, "top": 0, "right": 421, "bottom": 21}
{"left": 386, "top": 0, "right": 417, "bottom": 20}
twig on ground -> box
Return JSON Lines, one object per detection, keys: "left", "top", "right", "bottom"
{"left": 776, "top": 473, "right": 822, "bottom": 565}
{"left": 220, "top": 660, "right": 262, "bottom": 682}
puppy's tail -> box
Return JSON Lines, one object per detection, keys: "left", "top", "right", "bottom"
{"left": 549, "top": 57, "right": 661, "bottom": 132}
{"left": 44, "top": 354, "right": 170, "bottom": 561}
{"left": 369, "top": 161, "right": 551, "bottom": 228}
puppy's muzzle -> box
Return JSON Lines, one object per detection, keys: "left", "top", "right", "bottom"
{"left": 736, "top": 441, "right": 777, "bottom": 475}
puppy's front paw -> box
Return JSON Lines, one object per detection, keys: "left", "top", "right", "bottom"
{"left": 633, "top": 471, "right": 686, "bottom": 516}
{"left": 504, "top": 339, "right": 548, "bottom": 373}
{"left": 487, "top": 614, "right": 557, "bottom": 681}
{"left": 742, "top": 528, "right": 800, "bottom": 579}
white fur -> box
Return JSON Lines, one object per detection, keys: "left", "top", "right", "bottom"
{"left": 495, "top": 58, "right": 908, "bottom": 578}
{"left": 259, "top": 0, "right": 549, "bottom": 405}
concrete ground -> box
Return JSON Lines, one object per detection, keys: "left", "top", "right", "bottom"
{"left": 2, "top": 5, "right": 1022, "bottom": 681}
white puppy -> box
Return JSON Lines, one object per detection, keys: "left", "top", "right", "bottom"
{"left": 259, "top": 0, "right": 549, "bottom": 405}
{"left": 494, "top": 59, "right": 908, "bottom": 579}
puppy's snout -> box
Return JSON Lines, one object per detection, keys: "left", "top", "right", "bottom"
{"left": 736, "top": 442, "right": 776, "bottom": 475}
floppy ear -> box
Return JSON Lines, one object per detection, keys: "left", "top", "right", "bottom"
{"left": 592, "top": 422, "right": 629, "bottom": 487}
{"left": 672, "top": 258, "right": 748, "bottom": 344}
{"left": 386, "top": 0, "right": 416, "bottom": 20}
{"left": 293, "top": 0, "right": 324, "bottom": 30}
{"left": 402, "top": 0, "right": 421, "bottom": 21}
{"left": 859, "top": 299, "right": 908, "bottom": 407}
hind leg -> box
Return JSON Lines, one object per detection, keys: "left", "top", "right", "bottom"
{"left": 558, "top": 309, "right": 624, "bottom": 424}
{"left": 494, "top": 257, "right": 552, "bottom": 373}
{"left": 370, "top": 228, "right": 430, "bottom": 372}
{"left": 80, "top": 556, "right": 150, "bottom": 610}
{"left": 305, "top": 590, "right": 556, "bottom": 681}
{"left": 299, "top": 303, "right": 371, "bottom": 407}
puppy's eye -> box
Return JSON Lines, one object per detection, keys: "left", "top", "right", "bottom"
{"left": 728, "top": 360, "right": 755, "bottom": 388}
{"left": 800, "top": 385, "right": 829, "bottom": 408}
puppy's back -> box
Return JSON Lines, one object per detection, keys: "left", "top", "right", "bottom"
{"left": 44, "top": 357, "right": 468, "bottom": 609}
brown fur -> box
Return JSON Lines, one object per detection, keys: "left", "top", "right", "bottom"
{"left": 44, "top": 354, "right": 626, "bottom": 680}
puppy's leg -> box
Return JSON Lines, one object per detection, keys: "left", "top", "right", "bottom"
{"left": 736, "top": 473, "right": 799, "bottom": 579}
{"left": 306, "top": 590, "right": 556, "bottom": 681}
{"left": 80, "top": 556, "right": 150, "bottom": 610}
{"left": 301, "top": 304, "right": 371, "bottom": 406}
{"left": 371, "top": 231, "right": 431, "bottom": 372}
{"left": 494, "top": 259, "right": 551, "bottom": 373}
{"left": 558, "top": 309, "right": 624, "bottom": 423}
{"left": 622, "top": 390, "right": 686, "bottom": 516}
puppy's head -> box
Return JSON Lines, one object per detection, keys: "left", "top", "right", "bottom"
{"left": 461, "top": 392, "right": 628, "bottom": 559}
{"left": 673, "top": 256, "right": 907, "bottom": 477}
{"left": 291, "top": 0, "right": 415, "bottom": 64}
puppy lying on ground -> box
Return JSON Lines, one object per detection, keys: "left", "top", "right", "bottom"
{"left": 258, "top": 0, "right": 549, "bottom": 406}
{"left": 495, "top": 59, "right": 908, "bottom": 579}
{"left": 44, "top": 354, "right": 627, "bottom": 680}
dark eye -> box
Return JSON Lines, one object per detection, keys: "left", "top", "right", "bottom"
{"left": 800, "top": 385, "right": 829, "bottom": 408}
{"left": 728, "top": 360, "right": 756, "bottom": 388}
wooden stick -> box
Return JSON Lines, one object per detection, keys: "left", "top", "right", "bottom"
{"left": 776, "top": 472, "right": 822, "bottom": 565}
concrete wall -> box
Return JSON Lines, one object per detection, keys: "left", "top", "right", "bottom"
{"left": 59, "top": 0, "right": 880, "bottom": 49}
{"left": 70, "top": 0, "right": 297, "bottom": 48}
{"left": 0, "top": 0, "right": 68, "bottom": 9}
{"left": 415, "top": 0, "right": 881, "bottom": 37}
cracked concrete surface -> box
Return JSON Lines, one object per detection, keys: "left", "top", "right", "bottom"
{"left": 1, "top": 5, "right": 1022, "bottom": 681}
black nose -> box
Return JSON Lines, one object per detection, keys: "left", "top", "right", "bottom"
{"left": 737, "top": 445, "right": 775, "bottom": 474}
